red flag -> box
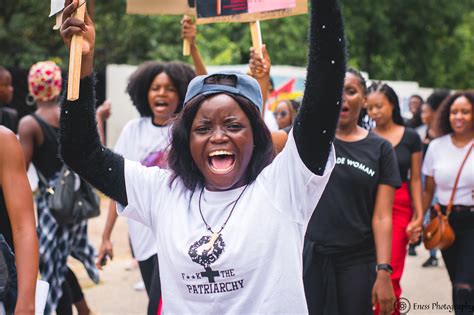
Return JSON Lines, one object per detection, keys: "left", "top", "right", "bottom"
{"left": 270, "top": 78, "right": 296, "bottom": 98}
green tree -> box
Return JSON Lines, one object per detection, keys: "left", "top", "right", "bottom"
{"left": 1, "top": 0, "right": 472, "bottom": 89}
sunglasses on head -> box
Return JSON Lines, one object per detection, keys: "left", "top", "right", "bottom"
{"left": 273, "top": 110, "right": 289, "bottom": 118}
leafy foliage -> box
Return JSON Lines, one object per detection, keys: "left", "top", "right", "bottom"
{"left": 0, "top": 0, "right": 472, "bottom": 89}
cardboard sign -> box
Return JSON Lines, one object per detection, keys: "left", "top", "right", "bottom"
{"left": 196, "top": 0, "right": 306, "bottom": 24}
{"left": 126, "top": 0, "right": 195, "bottom": 16}
{"left": 248, "top": 0, "right": 296, "bottom": 13}
{"left": 196, "top": 0, "right": 296, "bottom": 18}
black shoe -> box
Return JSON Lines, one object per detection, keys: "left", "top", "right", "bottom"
{"left": 408, "top": 245, "right": 417, "bottom": 256}
{"left": 422, "top": 257, "right": 438, "bottom": 267}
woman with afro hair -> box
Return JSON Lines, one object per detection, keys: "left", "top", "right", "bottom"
{"left": 96, "top": 60, "right": 196, "bottom": 315}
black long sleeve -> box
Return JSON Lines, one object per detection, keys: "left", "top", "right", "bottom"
{"left": 293, "top": 0, "right": 346, "bottom": 175}
{"left": 59, "top": 76, "right": 128, "bottom": 205}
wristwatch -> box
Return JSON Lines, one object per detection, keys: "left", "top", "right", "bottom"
{"left": 375, "top": 264, "right": 393, "bottom": 274}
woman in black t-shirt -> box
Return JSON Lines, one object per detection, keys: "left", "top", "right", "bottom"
{"left": 366, "top": 83, "right": 424, "bottom": 313}
{"left": 304, "top": 69, "right": 401, "bottom": 315}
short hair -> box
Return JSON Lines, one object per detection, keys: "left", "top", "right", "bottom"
{"left": 426, "top": 89, "right": 450, "bottom": 112}
{"left": 168, "top": 82, "right": 274, "bottom": 191}
{"left": 433, "top": 91, "right": 474, "bottom": 137}
{"left": 367, "top": 82, "right": 404, "bottom": 126}
{"left": 347, "top": 68, "right": 367, "bottom": 95}
{"left": 410, "top": 94, "right": 424, "bottom": 103}
{"left": 126, "top": 61, "right": 196, "bottom": 117}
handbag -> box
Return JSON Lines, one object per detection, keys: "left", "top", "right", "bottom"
{"left": 0, "top": 234, "right": 17, "bottom": 313}
{"left": 37, "top": 165, "right": 101, "bottom": 225}
{"left": 423, "top": 143, "right": 473, "bottom": 250}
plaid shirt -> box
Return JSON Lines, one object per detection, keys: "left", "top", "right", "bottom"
{"left": 36, "top": 181, "right": 99, "bottom": 314}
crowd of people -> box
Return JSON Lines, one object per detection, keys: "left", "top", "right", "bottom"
{"left": 0, "top": 0, "right": 472, "bottom": 314}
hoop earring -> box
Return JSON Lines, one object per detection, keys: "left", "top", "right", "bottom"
{"left": 25, "top": 93, "right": 36, "bottom": 107}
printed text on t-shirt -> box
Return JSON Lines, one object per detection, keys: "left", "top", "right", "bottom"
{"left": 336, "top": 156, "right": 375, "bottom": 177}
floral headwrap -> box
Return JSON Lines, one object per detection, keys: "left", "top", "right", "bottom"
{"left": 28, "top": 61, "right": 62, "bottom": 102}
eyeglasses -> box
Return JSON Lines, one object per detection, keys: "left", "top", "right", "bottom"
{"left": 273, "top": 111, "right": 289, "bottom": 118}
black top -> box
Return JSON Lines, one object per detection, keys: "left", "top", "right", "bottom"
{"left": 31, "top": 114, "right": 63, "bottom": 178}
{"left": 0, "top": 188, "right": 13, "bottom": 250}
{"left": 394, "top": 127, "right": 422, "bottom": 182}
{"left": 0, "top": 107, "right": 18, "bottom": 134}
{"left": 306, "top": 132, "right": 401, "bottom": 255}
{"left": 59, "top": 0, "right": 346, "bottom": 206}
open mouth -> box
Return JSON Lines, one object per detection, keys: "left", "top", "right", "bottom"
{"left": 208, "top": 150, "right": 236, "bottom": 174}
{"left": 341, "top": 106, "right": 349, "bottom": 113}
{"left": 154, "top": 100, "right": 168, "bottom": 108}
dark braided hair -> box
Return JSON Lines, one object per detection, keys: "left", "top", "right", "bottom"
{"left": 426, "top": 89, "right": 450, "bottom": 112}
{"left": 367, "top": 81, "right": 404, "bottom": 126}
{"left": 347, "top": 67, "right": 367, "bottom": 95}
{"left": 126, "top": 61, "right": 196, "bottom": 117}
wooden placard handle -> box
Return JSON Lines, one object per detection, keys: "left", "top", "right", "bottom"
{"left": 182, "top": 14, "right": 191, "bottom": 56}
{"left": 67, "top": 2, "right": 86, "bottom": 101}
{"left": 250, "top": 20, "right": 263, "bottom": 58}
{"left": 183, "top": 39, "right": 191, "bottom": 56}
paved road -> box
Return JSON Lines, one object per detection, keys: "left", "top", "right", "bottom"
{"left": 70, "top": 199, "right": 453, "bottom": 315}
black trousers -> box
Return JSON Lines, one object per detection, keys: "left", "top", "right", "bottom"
{"left": 138, "top": 254, "right": 161, "bottom": 315}
{"left": 441, "top": 208, "right": 474, "bottom": 315}
{"left": 303, "top": 241, "right": 376, "bottom": 315}
{"left": 56, "top": 267, "right": 84, "bottom": 315}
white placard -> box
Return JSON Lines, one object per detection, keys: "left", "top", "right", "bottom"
{"left": 49, "top": 0, "right": 65, "bottom": 17}
{"left": 35, "top": 280, "right": 49, "bottom": 314}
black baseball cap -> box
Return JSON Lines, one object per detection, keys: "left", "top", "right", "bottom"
{"left": 183, "top": 71, "right": 263, "bottom": 112}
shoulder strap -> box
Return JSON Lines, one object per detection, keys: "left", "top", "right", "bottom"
{"left": 30, "top": 113, "right": 58, "bottom": 144}
{"left": 447, "top": 143, "right": 473, "bottom": 215}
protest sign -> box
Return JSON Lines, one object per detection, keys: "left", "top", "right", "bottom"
{"left": 196, "top": 0, "right": 306, "bottom": 24}
{"left": 126, "top": 0, "right": 194, "bottom": 16}
{"left": 126, "top": 0, "right": 195, "bottom": 55}
{"left": 196, "top": 0, "right": 296, "bottom": 18}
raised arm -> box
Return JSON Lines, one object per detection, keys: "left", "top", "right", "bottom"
{"left": 248, "top": 44, "right": 271, "bottom": 110}
{"left": 293, "top": 0, "right": 346, "bottom": 175}
{"left": 59, "top": 0, "right": 127, "bottom": 205}
{"left": 181, "top": 16, "right": 207, "bottom": 76}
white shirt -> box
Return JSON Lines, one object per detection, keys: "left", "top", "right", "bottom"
{"left": 118, "top": 131, "right": 335, "bottom": 314}
{"left": 114, "top": 117, "right": 171, "bottom": 261}
{"left": 422, "top": 134, "right": 473, "bottom": 206}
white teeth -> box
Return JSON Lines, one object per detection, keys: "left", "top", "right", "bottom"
{"left": 209, "top": 150, "right": 233, "bottom": 157}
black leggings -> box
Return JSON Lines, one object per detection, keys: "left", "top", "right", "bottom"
{"left": 138, "top": 254, "right": 161, "bottom": 315}
{"left": 441, "top": 208, "right": 474, "bottom": 315}
{"left": 56, "top": 267, "right": 85, "bottom": 315}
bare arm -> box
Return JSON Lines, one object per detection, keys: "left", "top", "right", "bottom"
{"left": 18, "top": 116, "right": 38, "bottom": 168}
{"left": 406, "top": 151, "right": 423, "bottom": 243}
{"left": 181, "top": 16, "right": 207, "bottom": 76}
{"left": 95, "top": 99, "right": 112, "bottom": 145}
{"left": 0, "top": 127, "right": 39, "bottom": 314}
{"left": 249, "top": 45, "right": 271, "bottom": 110}
{"left": 371, "top": 183, "right": 395, "bottom": 315}
{"left": 423, "top": 175, "right": 436, "bottom": 213}
{"left": 96, "top": 200, "right": 117, "bottom": 269}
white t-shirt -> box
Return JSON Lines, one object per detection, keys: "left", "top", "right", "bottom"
{"left": 118, "top": 130, "right": 335, "bottom": 314}
{"left": 114, "top": 117, "right": 171, "bottom": 261}
{"left": 422, "top": 134, "right": 473, "bottom": 206}
{"left": 263, "top": 108, "right": 279, "bottom": 131}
